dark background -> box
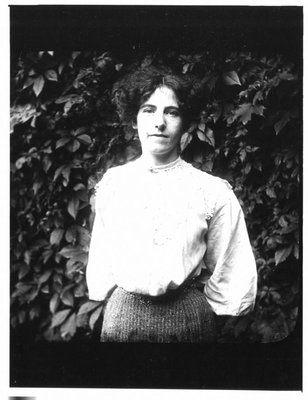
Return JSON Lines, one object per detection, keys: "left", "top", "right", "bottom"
{"left": 11, "top": 5, "right": 302, "bottom": 55}
{"left": 10, "top": 5, "right": 302, "bottom": 390}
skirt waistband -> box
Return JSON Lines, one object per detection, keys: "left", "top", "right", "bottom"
{"left": 118, "top": 279, "right": 199, "bottom": 305}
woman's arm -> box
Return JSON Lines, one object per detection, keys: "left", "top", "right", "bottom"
{"left": 86, "top": 171, "right": 117, "bottom": 301}
{"left": 203, "top": 180, "right": 257, "bottom": 316}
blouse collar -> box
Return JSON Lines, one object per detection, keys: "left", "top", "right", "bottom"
{"left": 138, "top": 156, "right": 184, "bottom": 173}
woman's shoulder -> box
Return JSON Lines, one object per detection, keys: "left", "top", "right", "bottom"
{"left": 96, "top": 159, "right": 138, "bottom": 189}
{"left": 184, "top": 161, "right": 233, "bottom": 193}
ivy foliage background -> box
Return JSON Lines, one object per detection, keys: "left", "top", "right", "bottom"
{"left": 10, "top": 48, "right": 301, "bottom": 343}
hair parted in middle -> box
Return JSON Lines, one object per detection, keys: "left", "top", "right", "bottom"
{"left": 112, "top": 65, "right": 209, "bottom": 131}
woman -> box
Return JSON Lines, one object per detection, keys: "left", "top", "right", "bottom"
{"left": 86, "top": 66, "right": 257, "bottom": 342}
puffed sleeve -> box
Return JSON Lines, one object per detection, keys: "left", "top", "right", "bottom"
{"left": 86, "top": 170, "right": 117, "bottom": 301}
{"left": 203, "top": 180, "right": 257, "bottom": 316}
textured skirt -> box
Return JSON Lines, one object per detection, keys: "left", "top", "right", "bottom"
{"left": 100, "top": 283, "right": 217, "bottom": 342}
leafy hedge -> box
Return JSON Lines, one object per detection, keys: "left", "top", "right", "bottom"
{"left": 10, "top": 49, "right": 301, "bottom": 342}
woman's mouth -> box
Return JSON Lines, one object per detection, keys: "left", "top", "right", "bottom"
{"left": 148, "top": 134, "right": 168, "bottom": 138}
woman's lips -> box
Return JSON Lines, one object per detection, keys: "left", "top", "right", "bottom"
{"left": 148, "top": 134, "right": 168, "bottom": 138}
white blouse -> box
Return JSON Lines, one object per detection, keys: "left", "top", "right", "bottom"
{"left": 86, "top": 156, "right": 257, "bottom": 316}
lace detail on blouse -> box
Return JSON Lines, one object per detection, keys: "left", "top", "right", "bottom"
{"left": 203, "top": 192, "right": 216, "bottom": 220}
{"left": 131, "top": 157, "right": 219, "bottom": 245}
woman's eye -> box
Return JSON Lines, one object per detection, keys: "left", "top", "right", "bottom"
{"left": 142, "top": 107, "right": 154, "bottom": 113}
{"left": 167, "top": 109, "right": 179, "bottom": 117}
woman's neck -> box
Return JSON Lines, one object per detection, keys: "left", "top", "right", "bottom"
{"left": 141, "top": 152, "right": 180, "bottom": 167}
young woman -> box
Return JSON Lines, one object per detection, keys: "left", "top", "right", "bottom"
{"left": 86, "top": 66, "right": 257, "bottom": 342}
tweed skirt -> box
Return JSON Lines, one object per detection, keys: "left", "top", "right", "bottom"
{"left": 100, "top": 283, "right": 217, "bottom": 342}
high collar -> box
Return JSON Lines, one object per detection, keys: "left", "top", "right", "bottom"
{"left": 138, "top": 156, "right": 185, "bottom": 173}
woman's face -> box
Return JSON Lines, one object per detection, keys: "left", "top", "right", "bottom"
{"left": 135, "top": 85, "right": 184, "bottom": 164}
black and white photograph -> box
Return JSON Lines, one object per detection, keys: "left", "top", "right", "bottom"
{"left": 7, "top": 2, "right": 303, "bottom": 396}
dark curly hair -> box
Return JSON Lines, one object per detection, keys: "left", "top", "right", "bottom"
{"left": 112, "top": 65, "right": 208, "bottom": 131}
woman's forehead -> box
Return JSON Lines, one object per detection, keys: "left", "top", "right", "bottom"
{"left": 141, "top": 85, "right": 179, "bottom": 107}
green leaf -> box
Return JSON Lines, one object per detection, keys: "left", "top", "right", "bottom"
{"left": 24, "top": 250, "right": 31, "bottom": 265}
{"left": 67, "top": 197, "right": 80, "bottom": 219}
{"left": 33, "top": 75, "right": 45, "bottom": 97}
{"left": 204, "top": 128, "right": 215, "bottom": 147}
{"left": 56, "top": 137, "right": 71, "bottom": 149}
{"left": 210, "top": 103, "right": 222, "bottom": 122}
{"left": 18, "top": 310, "right": 26, "bottom": 324}
{"left": 239, "top": 149, "right": 246, "bottom": 162}
{"left": 51, "top": 309, "right": 71, "bottom": 328}
{"left": 55, "top": 94, "right": 77, "bottom": 104}
{"left": 76, "top": 226, "right": 90, "bottom": 247}
{"left": 197, "top": 130, "right": 206, "bottom": 142}
{"left": 61, "top": 166, "right": 71, "bottom": 186}
{"left": 223, "top": 71, "right": 241, "bottom": 86}
{"left": 28, "top": 68, "right": 36, "bottom": 76}
{"left": 198, "top": 122, "right": 205, "bottom": 132}
{"left": 50, "top": 293, "right": 60, "bottom": 314}
{"left": 253, "top": 104, "right": 265, "bottom": 117}
{"left": 193, "top": 153, "right": 203, "bottom": 163}
{"left": 275, "top": 245, "right": 293, "bottom": 266}
{"left": 33, "top": 179, "right": 43, "bottom": 195}
{"left": 41, "top": 284, "right": 50, "bottom": 294}
{"left": 74, "top": 282, "right": 86, "bottom": 298}
{"left": 64, "top": 101, "right": 74, "bottom": 114}
{"left": 42, "top": 249, "right": 54, "bottom": 264}
{"left": 15, "top": 156, "right": 27, "bottom": 169}
{"left": 66, "top": 139, "right": 80, "bottom": 152}
{"left": 54, "top": 165, "right": 65, "bottom": 181}
{"left": 45, "top": 69, "right": 58, "bottom": 81}
{"left": 18, "top": 263, "right": 30, "bottom": 280}
{"left": 13, "top": 282, "right": 33, "bottom": 297}
{"left": 58, "top": 246, "right": 87, "bottom": 264}
{"left": 252, "top": 90, "right": 264, "bottom": 104}
{"left": 182, "top": 63, "right": 190, "bottom": 74}
{"left": 235, "top": 103, "right": 253, "bottom": 125}
{"left": 50, "top": 228, "right": 64, "bottom": 245}
{"left": 266, "top": 187, "right": 276, "bottom": 199}
{"left": 60, "top": 313, "right": 77, "bottom": 340}
{"left": 74, "top": 127, "right": 89, "bottom": 136}
{"left": 77, "top": 134, "right": 92, "bottom": 145}
{"left": 61, "top": 290, "right": 74, "bottom": 307}
{"left": 72, "top": 51, "right": 81, "bottom": 60}
{"left": 29, "top": 305, "right": 40, "bottom": 320}
{"left": 78, "top": 301, "right": 101, "bottom": 316}
{"left": 74, "top": 190, "right": 88, "bottom": 202}
{"left": 58, "top": 246, "right": 77, "bottom": 258}
{"left": 180, "top": 131, "right": 193, "bottom": 152}
{"left": 38, "top": 269, "right": 53, "bottom": 285}
{"left": 22, "top": 77, "right": 35, "bottom": 90}
{"left": 65, "top": 226, "right": 77, "bottom": 243}
{"left": 89, "top": 305, "right": 103, "bottom": 330}
{"left": 274, "top": 113, "right": 290, "bottom": 135}
{"left": 73, "top": 183, "right": 86, "bottom": 191}
{"left": 244, "top": 163, "right": 252, "bottom": 174}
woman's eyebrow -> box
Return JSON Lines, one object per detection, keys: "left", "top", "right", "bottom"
{"left": 139, "top": 103, "right": 156, "bottom": 109}
{"left": 139, "top": 104, "right": 180, "bottom": 110}
{"left": 165, "top": 106, "right": 180, "bottom": 110}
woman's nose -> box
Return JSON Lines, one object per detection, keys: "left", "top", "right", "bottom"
{"left": 155, "top": 112, "right": 166, "bottom": 131}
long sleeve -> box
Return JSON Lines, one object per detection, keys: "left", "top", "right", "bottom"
{"left": 203, "top": 181, "right": 257, "bottom": 316}
{"left": 86, "top": 171, "right": 117, "bottom": 301}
